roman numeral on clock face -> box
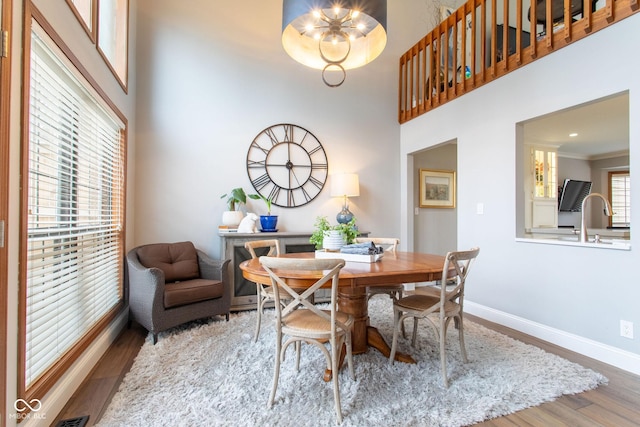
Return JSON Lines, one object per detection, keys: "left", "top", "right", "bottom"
{"left": 247, "top": 124, "right": 328, "bottom": 208}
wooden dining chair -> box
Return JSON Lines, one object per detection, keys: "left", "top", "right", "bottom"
{"left": 244, "top": 239, "right": 281, "bottom": 341}
{"left": 355, "top": 237, "right": 401, "bottom": 301}
{"left": 389, "top": 247, "right": 480, "bottom": 387}
{"left": 355, "top": 237, "right": 405, "bottom": 336}
{"left": 259, "top": 256, "right": 355, "bottom": 424}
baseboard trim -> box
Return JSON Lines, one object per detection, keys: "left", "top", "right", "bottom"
{"left": 466, "top": 301, "right": 640, "bottom": 376}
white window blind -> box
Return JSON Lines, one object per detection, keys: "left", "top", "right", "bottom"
{"left": 25, "top": 24, "right": 124, "bottom": 387}
{"left": 610, "top": 172, "right": 630, "bottom": 227}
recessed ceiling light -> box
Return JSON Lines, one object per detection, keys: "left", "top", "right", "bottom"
{"left": 569, "top": 133, "right": 578, "bottom": 137}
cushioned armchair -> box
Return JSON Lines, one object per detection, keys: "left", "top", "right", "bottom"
{"left": 126, "top": 241, "right": 231, "bottom": 344}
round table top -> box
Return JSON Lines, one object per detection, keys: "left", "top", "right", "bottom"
{"left": 239, "top": 251, "right": 447, "bottom": 288}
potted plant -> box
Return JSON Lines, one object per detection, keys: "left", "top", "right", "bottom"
{"left": 309, "top": 216, "right": 358, "bottom": 250}
{"left": 248, "top": 193, "right": 278, "bottom": 231}
{"left": 220, "top": 187, "right": 247, "bottom": 227}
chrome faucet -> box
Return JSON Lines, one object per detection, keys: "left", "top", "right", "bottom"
{"left": 580, "top": 193, "right": 613, "bottom": 243}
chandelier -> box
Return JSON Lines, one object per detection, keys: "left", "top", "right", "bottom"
{"left": 282, "top": 0, "right": 387, "bottom": 87}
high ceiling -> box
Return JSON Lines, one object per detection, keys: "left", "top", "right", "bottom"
{"left": 523, "top": 92, "right": 629, "bottom": 158}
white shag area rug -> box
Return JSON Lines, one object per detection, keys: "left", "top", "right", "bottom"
{"left": 97, "top": 298, "right": 607, "bottom": 427}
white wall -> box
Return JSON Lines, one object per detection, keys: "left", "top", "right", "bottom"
{"left": 401, "top": 14, "right": 640, "bottom": 370}
{"left": 132, "top": 0, "right": 431, "bottom": 257}
{"left": 413, "top": 143, "right": 458, "bottom": 256}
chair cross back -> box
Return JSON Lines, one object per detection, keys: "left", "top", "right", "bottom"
{"left": 356, "top": 237, "right": 404, "bottom": 335}
{"left": 245, "top": 239, "right": 280, "bottom": 258}
{"left": 244, "top": 239, "right": 282, "bottom": 341}
{"left": 440, "top": 247, "right": 479, "bottom": 303}
{"left": 389, "top": 246, "right": 480, "bottom": 388}
{"left": 258, "top": 256, "right": 354, "bottom": 423}
{"left": 260, "top": 257, "right": 346, "bottom": 326}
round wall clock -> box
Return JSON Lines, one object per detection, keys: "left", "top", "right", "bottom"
{"left": 246, "top": 123, "right": 328, "bottom": 208}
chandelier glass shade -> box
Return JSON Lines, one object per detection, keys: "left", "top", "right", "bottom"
{"left": 282, "top": 0, "right": 387, "bottom": 87}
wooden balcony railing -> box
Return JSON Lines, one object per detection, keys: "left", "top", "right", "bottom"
{"left": 398, "top": 0, "right": 639, "bottom": 124}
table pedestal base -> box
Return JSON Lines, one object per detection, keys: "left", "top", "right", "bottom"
{"left": 367, "top": 325, "right": 416, "bottom": 364}
{"left": 333, "top": 287, "right": 415, "bottom": 376}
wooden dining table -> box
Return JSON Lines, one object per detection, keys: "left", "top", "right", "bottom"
{"left": 239, "top": 251, "right": 448, "bottom": 365}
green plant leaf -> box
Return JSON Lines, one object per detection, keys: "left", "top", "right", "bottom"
{"left": 248, "top": 193, "right": 273, "bottom": 215}
{"left": 220, "top": 187, "right": 247, "bottom": 211}
{"left": 309, "top": 216, "right": 357, "bottom": 249}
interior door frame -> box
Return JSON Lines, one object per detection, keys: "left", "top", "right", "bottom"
{"left": 1, "top": 0, "right": 11, "bottom": 424}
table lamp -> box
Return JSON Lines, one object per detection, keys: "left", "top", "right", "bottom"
{"left": 331, "top": 173, "right": 360, "bottom": 224}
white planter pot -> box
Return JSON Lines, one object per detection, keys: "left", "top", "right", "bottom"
{"left": 323, "top": 230, "right": 345, "bottom": 251}
{"left": 222, "top": 211, "right": 244, "bottom": 227}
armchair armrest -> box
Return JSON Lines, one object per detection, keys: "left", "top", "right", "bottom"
{"left": 197, "top": 251, "right": 231, "bottom": 309}
{"left": 126, "top": 250, "right": 166, "bottom": 316}
{"left": 196, "top": 250, "right": 230, "bottom": 282}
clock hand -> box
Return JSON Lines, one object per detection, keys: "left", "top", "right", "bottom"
{"left": 290, "top": 167, "right": 302, "bottom": 187}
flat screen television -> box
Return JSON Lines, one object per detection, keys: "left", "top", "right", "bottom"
{"left": 558, "top": 179, "right": 592, "bottom": 212}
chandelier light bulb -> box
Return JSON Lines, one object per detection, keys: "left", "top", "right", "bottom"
{"left": 282, "top": 0, "right": 387, "bottom": 87}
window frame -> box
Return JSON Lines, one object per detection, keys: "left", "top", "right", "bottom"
{"left": 96, "top": 0, "right": 129, "bottom": 92}
{"left": 609, "top": 170, "right": 630, "bottom": 227}
{"left": 65, "top": 0, "right": 96, "bottom": 42}
{"left": 19, "top": 2, "right": 127, "bottom": 402}
{"left": 1, "top": 0, "right": 13, "bottom": 421}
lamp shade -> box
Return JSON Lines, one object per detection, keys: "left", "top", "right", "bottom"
{"left": 331, "top": 173, "right": 360, "bottom": 197}
{"left": 282, "top": 0, "right": 387, "bottom": 71}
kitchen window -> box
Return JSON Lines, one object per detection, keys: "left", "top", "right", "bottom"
{"left": 609, "top": 171, "right": 630, "bottom": 227}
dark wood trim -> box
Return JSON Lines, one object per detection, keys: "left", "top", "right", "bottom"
{"left": 0, "top": 0, "right": 13, "bottom": 423}
{"left": 95, "top": 0, "right": 129, "bottom": 93}
{"left": 64, "top": 0, "right": 97, "bottom": 43}
{"left": 18, "top": 0, "right": 128, "bottom": 405}
{"left": 17, "top": 0, "right": 33, "bottom": 408}
{"left": 28, "top": 3, "right": 127, "bottom": 125}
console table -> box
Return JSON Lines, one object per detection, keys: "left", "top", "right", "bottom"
{"left": 220, "top": 230, "right": 368, "bottom": 311}
{"left": 220, "top": 231, "right": 318, "bottom": 311}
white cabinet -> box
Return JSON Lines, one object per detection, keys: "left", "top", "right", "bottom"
{"left": 531, "top": 199, "right": 558, "bottom": 227}
{"left": 527, "top": 146, "right": 558, "bottom": 228}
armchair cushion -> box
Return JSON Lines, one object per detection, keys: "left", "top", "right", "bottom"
{"left": 137, "top": 241, "right": 200, "bottom": 282}
{"left": 164, "top": 278, "right": 225, "bottom": 308}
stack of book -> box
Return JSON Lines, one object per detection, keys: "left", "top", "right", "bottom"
{"left": 218, "top": 225, "right": 238, "bottom": 233}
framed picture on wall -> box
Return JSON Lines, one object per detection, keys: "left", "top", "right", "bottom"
{"left": 419, "top": 169, "right": 456, "bottom": 208}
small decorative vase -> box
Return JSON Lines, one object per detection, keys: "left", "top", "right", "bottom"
{"left": 222, "top": 211, "right": 244, "bottom": 227}
{"left": 259, "top": 215, "right": 278, "bottom": 231}
{"left": 323, "top": 230, "right": 345, "bottom": 251}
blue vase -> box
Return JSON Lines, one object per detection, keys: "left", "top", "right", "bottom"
{"left": 259, "top": 215, "right": 278, "bottom": 231}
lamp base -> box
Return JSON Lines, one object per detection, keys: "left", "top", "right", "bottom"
{"left": 336, "top": 207, "right": 354, "bottom": 224}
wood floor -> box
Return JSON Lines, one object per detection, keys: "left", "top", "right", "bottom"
{"left": 52, "top": 307, "right": 640, "bottom": 427}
